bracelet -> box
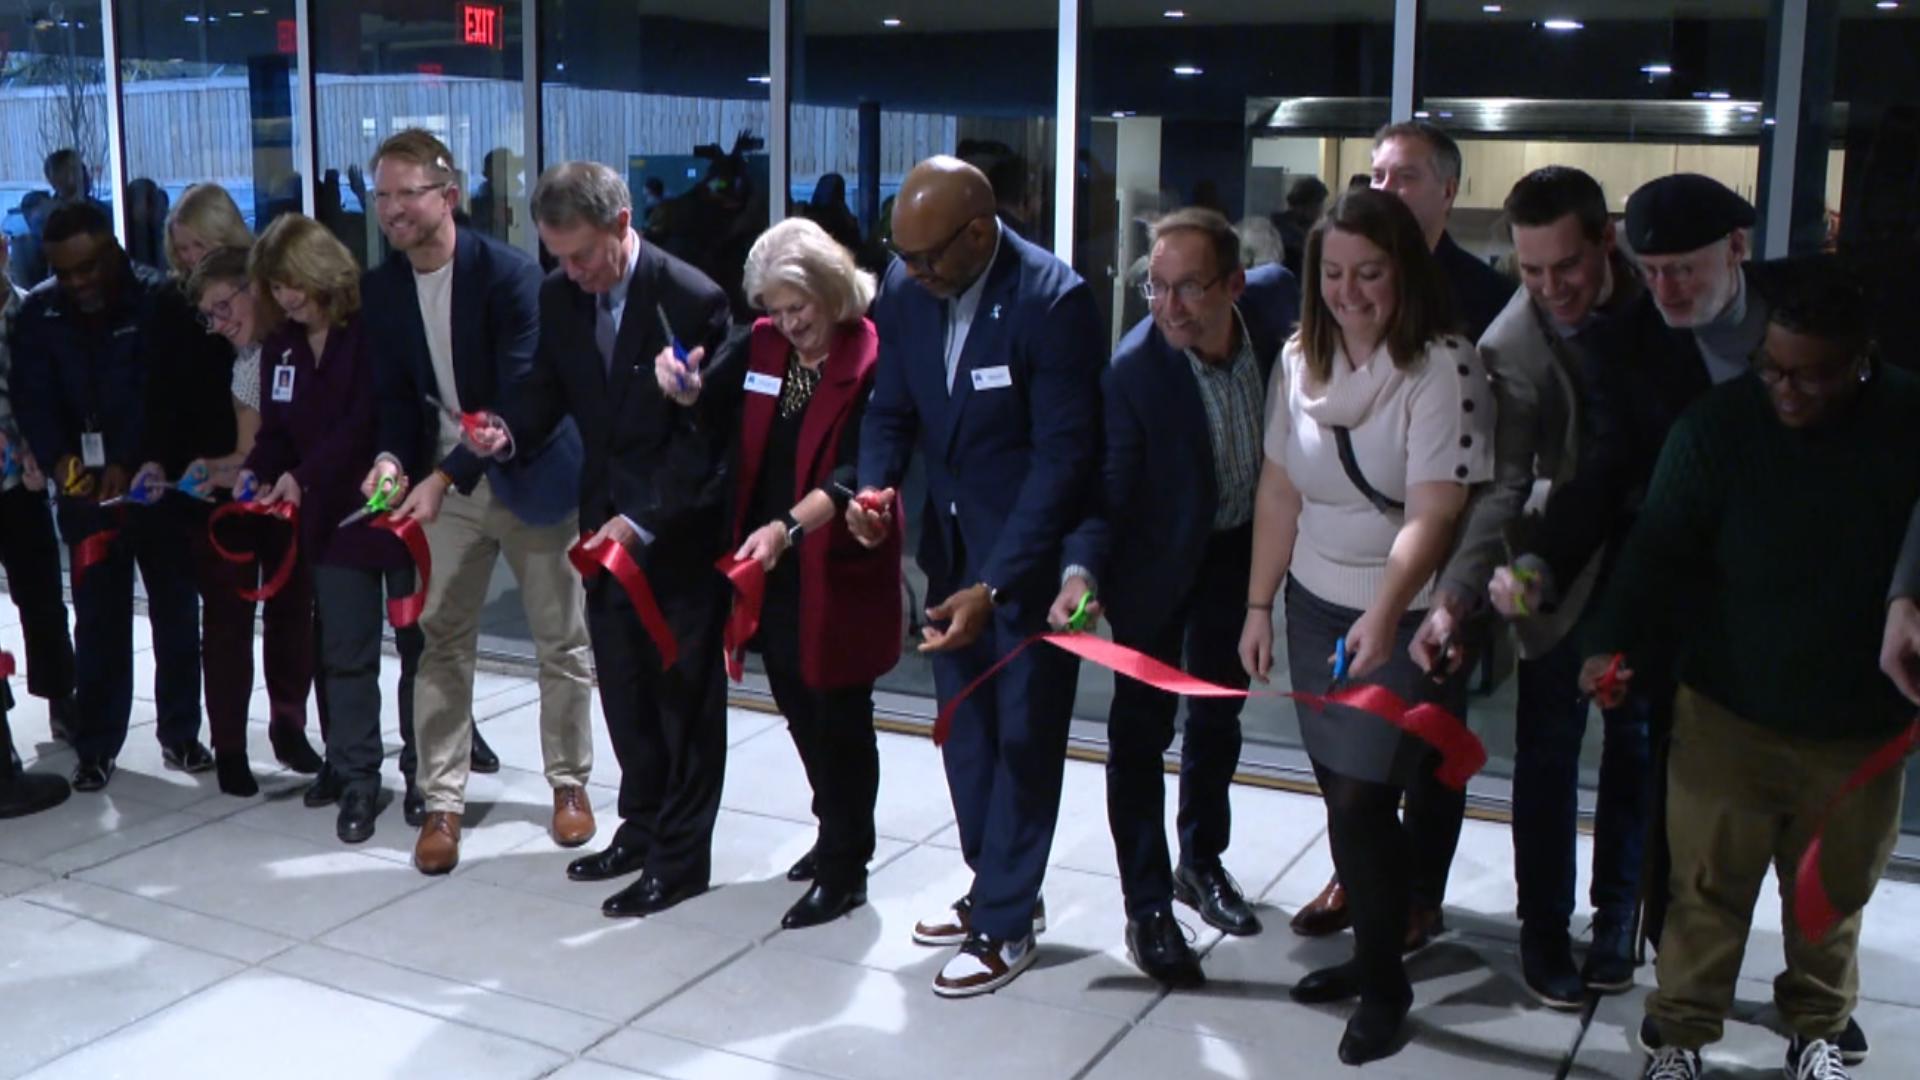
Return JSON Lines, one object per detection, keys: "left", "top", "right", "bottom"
{"left": 1247, "top": 602, "right": 1273, "bottom": 611}
{"left": 434, "top": 468, "right": 455, "bottom": 488}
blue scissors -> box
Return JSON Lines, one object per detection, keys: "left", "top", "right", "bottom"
{"left": 234, "top": 473, "right": 259, "bottom": 504}
{"left": 657, "top": 304, "right": 691, "bottom": 392}
{"left": 1331, "top": 638, "right": 1350, "bottom": 689}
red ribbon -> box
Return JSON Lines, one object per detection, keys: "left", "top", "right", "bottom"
{"left": 0, "top": 650, "right": 15, "bottom": 678}
{"left": 933, "top": 632, "right": 1488, "bottom": 791}
{"left": 570, "top": 536, "right": 678, "bottom": 670}
{"left": 368, "top": 514, "right": 432, "bottom": 628}
{"left": 1793, "top": 719, "right": 1920, "bottom": 942}
{"left": 715, "top": 553, "right": 767, "bottom": 682}
{"left": 70, "top": 527, "right": 120, "bottom": 592}
{"left": 208, "top": 501, "right": 300, "bottom": 602}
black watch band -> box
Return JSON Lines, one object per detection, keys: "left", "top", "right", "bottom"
{"left": 780, "top": 511, "right": 804, "bottom": 544}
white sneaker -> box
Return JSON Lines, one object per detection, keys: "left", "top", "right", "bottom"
{"left": 1786, "top": 1036, "right": 1850, "bottom": 1080}
{"left": 1643, "top": 1047, "right": 1701, "bottom": 1080}
{"left": 931, "top": 931, "right": 1038, "bottom": 998}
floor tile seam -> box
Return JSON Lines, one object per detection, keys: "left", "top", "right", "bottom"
{"left": 614, "top": 937, "right": 759, "bottom": 1030}
{"left": 7, "top": 788, "right": 232, "bottom": 871}
{"left": 4, "top": 965, "right": 256, "bottom": 1080}
{"left": 1553, "top": 997, "right": 1602, "bottom": 1080}
{"left": 29, "top": 808, "right": 235, "bottom": 878}
{"left": 14, "top": 882, "right": 295, "bottom": 966}
{"left": 1066, "top": 1020, "right": 1143, "bottom": 1080}
{"left": 576, "top": 1025, "right": 843, "bottom": 1080}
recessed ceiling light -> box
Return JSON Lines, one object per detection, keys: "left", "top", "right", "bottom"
{"left": 1641, "top": 62, "right": 1674, "bottom": 75}
{"left": 747, "top": 75, "right": 771, "bottom": 85}
{"left": 1542, "top": 18, "right": 1584, "bottom": 31}
{"left": 1413, "top": 110, "right": 1431, "bottom": 119}
{"left": 1110, "top": 110, "right": 1136, "bottom": 118}
{"left": 1172, "top": 65, "right": 1203, "bottom": 76}
{"left": 881, "top": 17, "right": 901, "bottom": 27}
{"left": 1482, "top": 4, "right": 1502, "bottom": 12}
{"left": 1708, "top": 90, "right": 1731, "bottom": 99}
{"left": 1876, "top": 1, "right": 1899, "bottom": 9}
{"left": 1163, "top": 8, "right": 1186, "bottom": 17}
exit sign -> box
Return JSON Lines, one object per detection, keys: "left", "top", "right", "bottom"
{"left": 461, "top": 3, "right": 503, "bottom": 50}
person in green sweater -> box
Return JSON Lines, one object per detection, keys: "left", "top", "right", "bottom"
{"left": 1577, "top": 254, "right": 1914, "bottom": 1080}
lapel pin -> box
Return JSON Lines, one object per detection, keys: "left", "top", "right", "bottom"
{"left": 990, "top": 303, "right": 1002, "bottom": 320}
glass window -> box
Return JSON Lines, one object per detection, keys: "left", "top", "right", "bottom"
{"left": 116, "top": 0, "right": 306, "bottom": 271}
{"left": 790, "top": 1, "right": 1059, "bottom": 708}
{"left": 312, "top": 0, "right": 527, "bottom": 266}
{"left": 541, "top": 0, "right": 771, "bottom": 315}
{"left": 0, "top": 9, "right": 108, "bottom": 289}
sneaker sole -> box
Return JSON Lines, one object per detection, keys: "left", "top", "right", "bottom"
{"left": 1522, "top": 980, "right": 1588, "bottom": 1013}
{"left": 931, "top": 943, "right": 1039, "bottom": 998}
{"left": 1584, "top": 975, "right": 1636, "bottom": 995}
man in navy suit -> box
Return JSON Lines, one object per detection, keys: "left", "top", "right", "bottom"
{"left": 499, "top": 161, "right": 734, "bottom": 919}
{"left": 359, "top": 130, "right": 594, "bottom": 875}
{"left": 1054, "top": 208, "right": 1299, "bottom": 987}
{"left": 847, "top": 156, "right": 1103, "bottom": 997}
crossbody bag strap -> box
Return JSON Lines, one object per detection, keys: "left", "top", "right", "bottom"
{"left": 1332, "top": 425, "right": 1405, "bottom": 515}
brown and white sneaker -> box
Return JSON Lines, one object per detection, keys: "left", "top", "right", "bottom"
{"left": 911, "top": 894, "right": 1049, "bottom": 947}
{"left": 551, "top": 785, "right": 595, "bottom": 847}
{"left": 413, "top": 812, "right": 462, "bottom": 875}
{"left": 932, "top": 930, "right": 1038, "bottom": 998}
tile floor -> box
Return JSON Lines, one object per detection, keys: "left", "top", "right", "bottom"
{"left": 4, "top": 617, "right": 1920, "bottom": 1079}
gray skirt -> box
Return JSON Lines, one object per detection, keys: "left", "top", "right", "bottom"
{"left": 1284, "top": 577, "right": 1469, "bottom": 788}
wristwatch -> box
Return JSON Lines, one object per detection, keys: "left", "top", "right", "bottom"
{"left": 978, "top": 581, "right": 1007, "bottom": 607}
{"left": 780, "top": 511, "right": 804, "bottom": 546}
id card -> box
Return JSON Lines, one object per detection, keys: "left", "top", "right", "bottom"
{"left": 744, "top": 371, "right": 783, "bottom": 397}
{"left": 271, "top": 363, "right": 296, "bottom": 403}
{"left": 970, "top": 365, "right": 1013, "bottom": 391}
{"left": 80, "top": 431, "right": 106, "bottom": 468}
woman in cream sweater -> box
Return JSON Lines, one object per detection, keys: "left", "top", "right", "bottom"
{"left": 1239, "top": 187, "right": 1493, "bottom": 1064}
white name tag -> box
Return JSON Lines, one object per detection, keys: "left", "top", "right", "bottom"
{"left": 80, "top": 432, "right": 105, "bottom": 468}
{"left": 970, "top": 365, "right": 1013, "bottom": 391}
{"left": 271, "top": 363, "right": 296, "bottom": 403}
{"left": 744, "top": 371, "right": 783, "bottom": 397}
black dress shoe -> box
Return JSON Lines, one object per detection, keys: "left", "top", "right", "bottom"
{"left": 1581, "top": 917, "right": 1636, "bottom": 993}
{"left": 1290, "top": 960, "right": 1362, "bottom": 1004}
{"left": 303, "top": 764, "right": 343, "bottom": 808}
{"left": 602, "top": 873, "right": 706, "bottom": 918}
{"left": 402, "top": 777, "right": 426, "bottom": 828}
{"left": 215, "top": 752, "right": 259, "bottom": 798}
{"left": 269, "top": 724, "right": 324, "bottom": 775}
{"left": 0, "top": 768, "right": 71, "bottom": 817}
{"left": 567, "top": 842, "right": 648, "bottom": 882}
{"left": 781, "top": 881, "right": 867, "bottom": 929}
{"left": 786, "top": 846, "right": 818, "bottom": 882}
{"left": 1173, "top": 863, "right": 1263, "bottom": 936}
{"left": 1338, "top": 994, "right": 1412, "bottom": 1066}
{"left": 1125, "top": 909, "right": 1205, "bottom": 989}
{"left": 71, "top": 758, "right": 115, "bottom": 793}
{"left": 162, "top": 739, "right": 216, "bottom": 774}
{"left": 469, "top": 727, "right": 499, "bottom": 774}
{"left": 336, "top": 789, "right": 378, "bottom": 844}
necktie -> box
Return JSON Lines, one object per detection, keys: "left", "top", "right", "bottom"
{"left": 595, "top": 293, "right": 617, "bottom": 375}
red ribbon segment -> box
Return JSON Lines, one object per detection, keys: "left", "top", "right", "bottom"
{"left": 1793, "top": 720, "right": 1920, "bottom": 942}
{"left": 369, "top": 514, "right": 432, "bottom": 628}
{"left": 570, "top": 536, "right": 678, "bottom": 670}
{"left": 715, "top": 554, "right": 766, "bottom": 683}
{"left": 70, "top": 527, "right": 119, "bottom": 592}
{"left": 933, "top": 632, "right": 1488, "bottom": 791}
{"left": 208, "top": 501, "right": 300, "bottom": 602}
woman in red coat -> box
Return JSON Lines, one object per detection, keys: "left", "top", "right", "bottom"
{"left": 656, "top": 216, "right": 903, "bottom": 930}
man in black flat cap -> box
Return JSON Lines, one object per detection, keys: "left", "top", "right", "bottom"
{"left": 1486, "top": 173, "right": 1771, "bottom": 980}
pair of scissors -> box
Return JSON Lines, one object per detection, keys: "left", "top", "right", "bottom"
{"left": 1331, "top": 638, "right": 1351, "bottom": 690}
{"left": 425, "top": 394, "right": 493, "bottom": 443}
{"left": 1066, "top": 590, "right": 1097, "bottom": 633}
{"left": 98, "top": 472, "right": 170, "bottom": 508}
{"left": 1592, "top": 653, "right": 1628, "bottom": 709}
{"left": 234, "top": 472, "right": 259, "bottom": 504}
{"left": 340, "top": 474, "right": 399, "bottom": 527}
{"left": 657, "top": 304, "right": 693, "bottom": 392}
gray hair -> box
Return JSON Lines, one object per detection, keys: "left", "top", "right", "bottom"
{"left": 530, "top": 161, "right": 631, "bottom": 231}
{"left": 742, "top": 217, "right": 876, "bottom": 325}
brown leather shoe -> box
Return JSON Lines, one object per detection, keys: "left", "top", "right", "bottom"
{"left": 552, "top": 785, "right": 596, "bottom": 848}
{"left": 413, "top": 812, "right": 462, "bottom": 875}
{"left": 1290, "top": 874, "right": 1351, "bottom": 937}
{"left": 1403, "top": 905, "right": 1448, "bottom": 954}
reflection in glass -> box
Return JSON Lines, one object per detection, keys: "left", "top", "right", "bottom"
{"left": 0, "top": 12, "right": 108, "bottom": 288}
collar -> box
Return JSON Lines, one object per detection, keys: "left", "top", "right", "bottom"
{"left": 605, "top": 229, "right": 641, "bottom": 310}
{"left": 1185, "top": 306, "right": 1250, "bottom": 369}
{"left": 950, "top": 219, "right": 1004, "bottom": 314}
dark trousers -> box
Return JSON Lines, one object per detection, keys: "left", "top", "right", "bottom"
{"left": 765, "top": 659, "right": 879, "bottom": 891}
{"left": 586, "top": 569, "right": 728, "bottom": 888}
{"left": 312, "top": 565, "right": 421, "bottom": 797}
{"left": 1315, "top": 759, "right": 1415, "bottom": 1006}
{"left": 1406, "top": 758, "right": 1469, "bottom": 910}
{"left": 0, "top": 485, "right": 73, "bottom": 703}
{"left": 1106, "top": 523, "right": 1249, "bottom": 918}
{"left": 192, "top": 510, "right": 320, "bottom": 755}
{"left": 932, "top": 609, "right": 1079, "bottom": 942}
{"left": 70, "top": 503, "right": 202, "bottom": 761}
{"left": 1511, "top": 633, "right": 1651, "bottom": 933}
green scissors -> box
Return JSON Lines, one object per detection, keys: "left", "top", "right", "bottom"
{"left": 1066, "top": 590, "right": 1097, "bottom": 632}
{"left": 340, "top": 474, "right": 398, "bottom": 527}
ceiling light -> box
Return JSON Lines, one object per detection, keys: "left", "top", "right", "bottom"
{"left": 1708, "top": 90, "right": 1731, "bottom": 99}
{"left": 1641, "top": 62, "right": 1673, "bottom": 75}
{"left": 1482, "top": 4, "right": 1502, "bottom": 11}
{"left": 1162, "top": 8, "right": 1186, "bottom": 17}
{"left": 1172, "top": 65, "right": 1203, "bottom": 76}
{"left": 1542, "top": 18, "right": 1583, "bottom": 31}
{"left": 881, "top": 17, "right": 901, "bottom": 27}
{"left": 747, "top": 75, "right": 771, "bottom": 84}
{"left": 1876, "top": 1, "right": 1899, "bottom": 9}
{"left": 1413, "top": 110, "right": 1431, "bottom": 119}
{"left": 1110, "top": 110, "right": 1135, "bottom": 118}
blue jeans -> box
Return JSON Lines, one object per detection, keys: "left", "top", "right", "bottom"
{"left": 1511, "top": 634, "right": 1650, "bottom": 933}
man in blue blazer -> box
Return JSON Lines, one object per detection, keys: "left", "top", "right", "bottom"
{"left": 360, "top": 130, "right": 593, "bottom": 875}
{"left": 848, "top": 156, "right": 1104, "bottom": 997}
{"left": 1054, "top": 208, "right": 1298, "bottom": 987}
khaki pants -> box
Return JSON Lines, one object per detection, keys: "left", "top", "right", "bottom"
{"left": 1647, "top": 686, "right": 1903, "bottom": 1049}
{"left": 415, "top": 477, "right": 593, "bottom": 813}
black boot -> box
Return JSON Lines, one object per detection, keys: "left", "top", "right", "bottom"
{"left": 1, "top": 709, "right": 70, "bottom": 818}
{"left": 215, "top": 752, "right": 259, "bottom": 798}
{"left": 269, "top": 724, "right": 325, "bottom": 774}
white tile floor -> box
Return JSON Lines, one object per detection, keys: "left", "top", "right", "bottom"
{"left": 4, "top": 619, "right": 1920, "bottom": 1079}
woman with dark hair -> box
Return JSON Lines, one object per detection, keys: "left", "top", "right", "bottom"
{"left": 1238, "top": 188, "right": 1492, "bottom": 1064}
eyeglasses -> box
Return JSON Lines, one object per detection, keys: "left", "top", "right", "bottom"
{"left": 1754, "top": 351, "right": 1865, "bottom": 394}
{"left": 195, "top": 287, "right": 242, "bottom": 331}
{"left": 371, "top": 183, "right": 451, "bottom": 206}
{"left": 886, "top": 214, "right": 986, "bottom": 273}
{"left": 1140, "top": 274, "right": 1222, "bottom": 306}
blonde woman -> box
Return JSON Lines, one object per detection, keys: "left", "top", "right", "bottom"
{"left": 656, "top": 217, "right": 900, "bottom": 930}
{"left": 235, "top": 214, "right": 417, "bottom": 845}
{"left": 164, "top": 183, "right": 254, "bottom": 278}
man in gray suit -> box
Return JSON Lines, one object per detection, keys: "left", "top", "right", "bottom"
{"left": 1410, "top": 166, "right": 1650, "bottom": 1010}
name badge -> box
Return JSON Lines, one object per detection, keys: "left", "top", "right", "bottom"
{"left": 80, "top": 432, "right": 106, "bottom": 468}
{"left": 744, "top": 371, "right": 783, "bottom": 397}
{"left": 271, "top": 363, "right": 296, "bottom": 403}
{"left": 970, "top": 365, "right": 1013, "bottom": 391}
